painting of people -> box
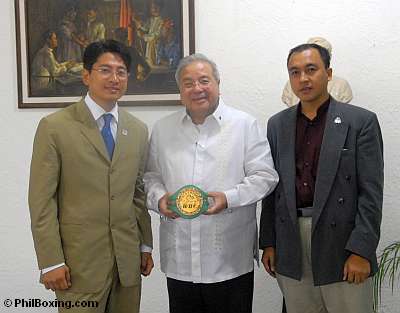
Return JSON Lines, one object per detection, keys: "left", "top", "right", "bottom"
{"left": 15, "top": 0, "right": 195, "bottom": 107}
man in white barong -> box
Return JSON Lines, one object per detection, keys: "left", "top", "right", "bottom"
{"left": 144, "top": 53, "right": 278, "bottom": 313}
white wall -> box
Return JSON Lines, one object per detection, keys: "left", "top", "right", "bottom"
{"left": 1, "top": 0, "right": 399, "bottom": 312}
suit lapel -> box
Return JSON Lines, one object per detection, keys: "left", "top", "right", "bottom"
{"left": 279, "top": 107, "right": 298, "bottom": 227}
{"left": 112, "top": 109, "right": 127, "bottom": 165}
{"left": 74, "top": 99, "right": 110, "bottom": 163}
{"left": 112, "top": 109, "right": 139, "bottom": 166}
{"left": 312, "top": 100, "right": 349, "bottom": 233}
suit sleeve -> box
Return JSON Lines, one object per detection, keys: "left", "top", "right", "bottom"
{"left": 259, "top": 119, "right": 278, "bottom": 249}
{"left": 28, "top": 118, "right": 65, "bottom": 269}
{"left": 132, "top": 127, "right": 153, "bottom": 248}
{"left": 345, "top": 113, "right": 383, "bottom": 261}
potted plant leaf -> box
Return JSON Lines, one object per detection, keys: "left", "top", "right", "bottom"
{"left": 373, "top": 241, "right": 400, "bottom": 312}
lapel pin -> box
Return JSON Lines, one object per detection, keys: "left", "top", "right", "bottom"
{"left": 122, "top": 129, "right": 128, "bottom": 136}
{"left": 334, "top": 117, "right": 342, "bottom": 124}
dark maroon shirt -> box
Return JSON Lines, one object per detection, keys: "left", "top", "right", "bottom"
{"left": 295, "top": 98, "right": 330, "bottom": 208}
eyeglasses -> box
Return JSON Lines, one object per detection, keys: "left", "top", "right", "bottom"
{"left": 92, "top": 67, "right": 130, "bottom": 79}
{"left": 181, "top": 77, "right": 212, "bottom": 89}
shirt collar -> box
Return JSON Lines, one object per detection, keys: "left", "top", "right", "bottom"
{"left": 297, "top": 96, "right": 330, "bottom": 121}
{"left": 180, "top": 98, "right": 225, "bottom": 127}
{"left": 84, "top": 93, "right": 119, "bottom": 123}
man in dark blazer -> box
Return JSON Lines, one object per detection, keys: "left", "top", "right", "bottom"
{"left": 259, "top": 43, "right": 383, "bottom": 313}
{"left": 29, "top": 40, "right": 153, "bottom": 313}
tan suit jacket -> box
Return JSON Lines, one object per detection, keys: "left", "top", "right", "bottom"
{"left": 29, "top": 99, "right": 152, "bottom": 293}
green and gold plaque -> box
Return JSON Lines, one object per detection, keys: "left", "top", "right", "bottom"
{"left": 169, "top": 185, "right": 209, "bottom": 219}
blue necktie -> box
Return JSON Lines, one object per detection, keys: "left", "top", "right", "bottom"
{"left": 101, "top": 114, "right": 115, "bottom": 159}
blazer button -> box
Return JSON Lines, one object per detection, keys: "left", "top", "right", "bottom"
{"left": 280, "top": 217, "right": 285, "bottom": 223}
{"left": 331, "top": 221, "right": 336, "bottom": 228}
{"left": 338, "top": 198, "right": 344, "bottom": 204}
{"left": 111, "top": 195, "right": 115, "bottom": 200}
{"left": 277, "top": 193, "right": 281, "bottom": 199}
{"left": 345, "top": 175, "right": 351, "bottom": 181}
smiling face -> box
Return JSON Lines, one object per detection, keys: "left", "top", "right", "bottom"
{"left": 288, "top": 48, "right": 332, "bottom": 107}
{"left": 82, "top": 52, "right": 128, "bottom": 111}
{"left": 179, "top": 61, "right": 220, "bottom": 124}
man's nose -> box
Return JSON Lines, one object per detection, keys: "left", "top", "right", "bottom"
{"left": 299, "top": 71, "right": 309, "bottom": 82}
{"left": 109, "top": 71, "right": 120, "bottom": 81}
{"left": 192, "top": 81, "right": 203, "bottom": 91}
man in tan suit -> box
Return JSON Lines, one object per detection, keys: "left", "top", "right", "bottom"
{"left": 29, "top": 40, "right": 153, "bottom": 313}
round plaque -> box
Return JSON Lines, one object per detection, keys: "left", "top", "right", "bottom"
{"left": 169, "top": 185, "right": 209, "bottom": 219}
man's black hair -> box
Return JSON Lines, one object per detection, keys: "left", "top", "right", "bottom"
{"left": 83, "top": 39, "right": 131, "bottom": 71}
{"left": 287, "top": 43, "right": 331, "bottom": 69}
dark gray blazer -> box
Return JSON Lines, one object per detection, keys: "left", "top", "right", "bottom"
{"left": 259, "top": 98, "right": 383, "bottom": 286}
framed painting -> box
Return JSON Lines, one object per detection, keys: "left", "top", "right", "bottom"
{"left": 15, "top": 0, "right": 195, "bottom": 108}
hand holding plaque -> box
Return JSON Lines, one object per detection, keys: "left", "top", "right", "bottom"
{"left": 168, "top": 185, "right": 209, "bottom": 219}
{"left": 204, "top": 191, "right": 227, "bottom": 215}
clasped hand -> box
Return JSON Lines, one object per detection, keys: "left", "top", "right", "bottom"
{"left": 158, "top": 191, "right": 228, "bottom": 218}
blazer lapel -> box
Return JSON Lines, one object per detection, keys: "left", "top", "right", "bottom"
{"left": 74, "top": 100, "right": 110, "bottom": 163}
{"left": 111, "top": 109, "right": 140, "bottom": 166}
{"left": 279, "top": 107, "right": 298, "bottom": 227}
{"left": 312, "top": 100, "right": 349, "bottom": 233}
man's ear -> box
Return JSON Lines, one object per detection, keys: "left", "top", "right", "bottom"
{"left": 82, "top": 69, "right": 90, "bottom": 86}
{"left": 327, "top": 67, "right": 333, "bottom": 81}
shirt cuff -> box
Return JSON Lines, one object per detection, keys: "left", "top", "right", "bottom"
{"left": 224, "top": 188, "right": 240, "bottom": 208}
{"left": 140, "top": 244, "right": 152, "bottom": 253}
{"left": 41, "top": 262, "right": 65, "bottom": 274}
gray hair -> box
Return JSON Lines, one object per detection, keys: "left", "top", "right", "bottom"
{"left": 175, "top": 53, "right": 220, "bottom": 86}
